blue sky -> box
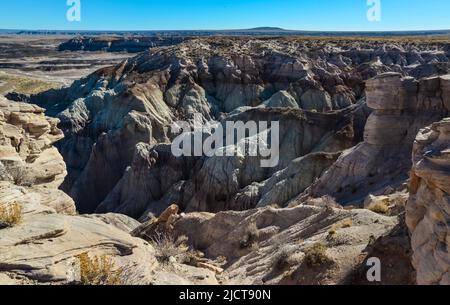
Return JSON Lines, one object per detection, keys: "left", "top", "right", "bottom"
{"left": 0, "top": 0, "right": 449, "bottom": 31}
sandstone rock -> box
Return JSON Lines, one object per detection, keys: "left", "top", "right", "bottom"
{"left": 0, "top": 204, "right": 158, "bottom": 284}
{"left": 29, "top": 38, "right": 449, "bottom": 216}
{"left": 0, "top": 181, "right": 223, "bottom": 285}
{"left": 167, "top": 204, "right": 399, "bottom": 285}
{"left": 300, "top": 73, "right": 450, "bottom": 205}
{"left": 406, "top": 118, "right": 450, "bottom": 285}
{"left": 0, "top": 97, "right": 226, "bottom": 285}
{"left": 0, "top": 96, "right": 66, "bottom": 189}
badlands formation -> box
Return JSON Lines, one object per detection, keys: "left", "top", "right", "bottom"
{"left": 1, "top": 37, "right": 450, "bottom": 285}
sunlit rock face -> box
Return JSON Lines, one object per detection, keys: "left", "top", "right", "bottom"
{"left": 407, "top": 116, "right": 450, "bottom": 285}
{"left": 300, "top": 73, "right": 450, "bottom": 205}
{"left": 29, "top": 38, "right": 450, "bottom": 216}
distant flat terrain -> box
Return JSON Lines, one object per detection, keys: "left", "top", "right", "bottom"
{"left": 1, "top": 27, "right": 450, "bottom": 37}
{"left": 0, "top": 36, "right": 133, "bottom": 91}
{"left": 1, "top": 33, "right": 449, "bottom": 95}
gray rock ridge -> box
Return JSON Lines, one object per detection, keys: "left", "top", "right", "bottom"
{"left": 96, "top": 104, "right": 364, "bottom": 219}
{"left": 28, "top": 38, "right": 449, "bottom": 215}
{"left": 58, "top": 36, "right": 190, "bottom": 53}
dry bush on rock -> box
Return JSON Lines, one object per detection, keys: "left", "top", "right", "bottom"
{"left": 0, "top": 202, "right": 22, "bottom": 229}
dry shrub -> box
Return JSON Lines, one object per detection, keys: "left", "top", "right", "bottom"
{"left": 328, "top": 227, "right": 337, "bottom": 236}
{"left": 9, "top": 167, "right": 35, "bottom": 187}
{"left": 328, "top": 218, "right": 353, "bottom": 236}
{"left": 273, "top": 248, "right": 292, "bottom": 271}
{"left": 0, "top": 202, "right": 22, "bottom": 229}
{"left": 341, "top": 218, "right": 353, "bottom": 228}
{"left": 368, "top": 201, "right": 390, "bottom": 214}
{"left": 78, "top": 253, "right": 123, "bottom": 285}
{"left": 239, "top": 222, "right": 260, "bottom": 249}
{"left": 305, "top": 195, "right": 341, "bottom": 209}
{"left": 304, "top": 243, "right": 332, "bottom": 267}
{"left": 150, "top": 233, "right": 195, "bottom": 265}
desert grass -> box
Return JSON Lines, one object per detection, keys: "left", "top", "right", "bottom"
{"left": 78, "top": 253, "right": 123, "bottom": 285}
{"left": 0, "top": 72, "right": 61, "bottom": 95}
{"left": 0, "top": 202, "right": 22, "bottom": 229}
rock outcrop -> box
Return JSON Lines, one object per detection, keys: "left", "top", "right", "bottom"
{"left": 58, "top": 36, "right": 189, "bottom": 53}
{"left": 407, "top": 117, "right": 450, "bottom": 285}
{"left": 0, "top": 95, "right": 68, "bottom": 189}
{"left": 0, "top": 181, "right": 221, "bottom": 285}
{"left": 133, "top": 202, "right": 412, "bottom": 285}
{"left": 31, "top": 38, "right": 450, "bottom": 216}
{"left": 300, "top": 73, "right": 450, "bottom": 205}
{"left": 97, "top": 106, "right": 362, "bottom": 219}
{"left": 0, "top": 97, "right": 219, "bottom": 285}
{"left": 2, "top": 36, "right": 450, "bottom": 285}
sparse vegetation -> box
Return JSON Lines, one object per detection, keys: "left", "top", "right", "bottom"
{"left": 368, "top": 201, "right": 390, "bottom": 214}
{"left": 78, "top": 253, "right": 123, "bottom": 285}
{"left": 304, "top": 242, "right": 332, "bottom": 267}
{"left": 9, "top": 167, "right": 35, "bottom": 187}
{"left": 150, "top": 234, "right": 185, "bottom": 265}
{"left": 273, "top": 248, "right": 292, "bottom": 271}
{"left": 149, "top": 233, "right": 200, "bottom": 266}
{"left": 328, "top": 227, "right": 337, "bottom": 236}
{"left": 239, "top": 222, "right": 260, "bottom": 249}
{"left": 329, "top": 218, "right": 353, "bottom": 236}
{"left": 0, "top": 202, "right": 22, "bottom": 229}
{"left": 304, "top": 195, "right": 340, "bottom": 209}
{"left": 341, "top": 218, "right": 353, "bottom": 228}
{"left": 0, "top": 72, "right": 61, "bottom": 95}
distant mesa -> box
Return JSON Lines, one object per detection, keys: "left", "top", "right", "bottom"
{"left": 245, "top": 27, "right": 289, "bottom": 31}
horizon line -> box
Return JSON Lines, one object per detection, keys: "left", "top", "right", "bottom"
{"left": 1, "top": 27, "right": 450, "bottom": 34}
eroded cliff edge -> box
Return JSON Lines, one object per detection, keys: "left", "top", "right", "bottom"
{"left": 27, "top": 38, "right": 450, "bottom": 218}
{"left": 4, "top": 37, "right": 449, "bottom": 285}
{"left": 0, "top": 96, "right": 221, "bottom": 285}
{"left": 407, "top": 115, "right": 450, "bottom": 285}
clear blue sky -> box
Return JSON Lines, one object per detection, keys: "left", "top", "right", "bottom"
{"left": 0, "top": 0, "right": 449, "bottom": 31}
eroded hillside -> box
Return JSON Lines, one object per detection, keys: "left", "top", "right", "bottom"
{"left": 2, "top": 37, "right": 450, "bottom": 285}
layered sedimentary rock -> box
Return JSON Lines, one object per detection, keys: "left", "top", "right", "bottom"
{"left": 301, "top": 73, "right": 450, "bottom": 205}
{"left": 133, "top": 202, "right": 413, "bottom": 285}
{"left": 58, "top": 36, "right": 189, "bottom": 53}
{"left": 0, "top": 97, "right": 219, "bottom": 285}
{"left": 0, "top": 181, "right": 221, "bottom": 285}
{"left": 0, "top": 95, "right": 68, "bottom": 189}
{"left": 97, "top": 106, "right": 362, "bottom": 219}
{"left": 30, "top": 38, "right": 449, "bottom": 216}
{"left": 406, "top": 115, "right": 450, "bottom": 285}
